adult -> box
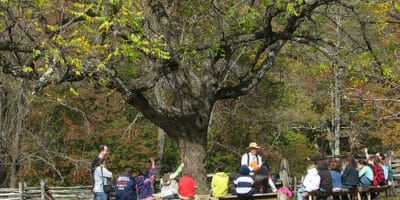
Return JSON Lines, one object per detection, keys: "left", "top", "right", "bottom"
{"left": 93, "top": 158, "right": 113, "bottom": 200}
{"left": 91, "top": 145, "right": 110, "bottom": 187}
{"left": 241, "top": 142, "right": 262, "bottom": 175}
{"left": 115, "top": 168, "right": 137, "bottom": 200}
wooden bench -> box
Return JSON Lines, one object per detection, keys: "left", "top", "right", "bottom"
{"left": 219, "top": 192, "right": 288, "bottom": 200}
{"left": 304, "top": 189, "right": 358, "bottom": 200}
{"left": 304, "top": 185, "right": 391, "bottom": 200}
{"left": 357, "top": 185, "right": 391, "bottom": 200}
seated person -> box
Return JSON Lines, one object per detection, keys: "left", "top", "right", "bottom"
{"left": 253, "top": 163, "right": 277, "bottom": 193}
{"left": 357, "top": 160, "right": 373, "bottom": 186}
{"left": 341, "top": 156, "right": 359, "bottom": 200}
{"left": 368, "top": 157, "right": 385, "bottom": 186}
{"left": 211, "top": 164, "right": 229, "bottom": 197}
{"left": 317, "top": 160, "right": 333, "bottom": 192}
{"left": 297, "top": 164, "right": 320, "bottom": 200}
{"left": 234, "top": 165, "right": 255, "bottom": 198}
{"left": 160, "top": 162, "right": 184, "bottom": 199}
{"left": 329, "top": 159, "right": 342, "bottom": 192}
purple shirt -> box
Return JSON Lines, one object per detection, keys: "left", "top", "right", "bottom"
{"left": 136, "top": 166, "right": 156, "bottom": 199}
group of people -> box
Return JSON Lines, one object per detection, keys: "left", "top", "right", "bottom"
{"left": 297, "top": 148, "right": 393, "bottom": 200}
{"left": 90, "top": 145, "right": 197, "bottom": 200}
{"left": 228, "top": 142, "right": 278, "bottom": 198}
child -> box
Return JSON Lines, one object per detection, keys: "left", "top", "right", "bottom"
{"left": 329, "top": 159, "right": 342, "bottom": 192}
{"left": 253, "top": 163, "right": 277, "bottom": 193}
{"left": 341, "top": 156, "right": 359, "bottom": 200}
{"left": 357, "top": 160, "right": 373, "bottom": 186}
{"left": 115, "top": 168, "right": 136, "bottom": 200}
{"left": 297, "top": 164, "right": 320, "bottom": 200}
{"left": 211, "top": 164, "right": 229, "bottom": 197}
{"left": 234, "top": 165, "right": 255, "bottom": 198}
{"left": 160, "top": 161, "right": 184, "bottom": 199}
{"left": 317, "top": 160, "right": 333, "bottom": 193}
{"left": 368, "top": 157, "right": 385, "bottom": 186}
{"left": 136, "top": 157, "right": 156, "bottom": 200}
{"left": 178, "top": 168, "right": 196, "bottom": 199}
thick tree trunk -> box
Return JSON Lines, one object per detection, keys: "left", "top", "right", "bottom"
{"left": 178, "top": 136, "right": 208, "bottom": 194}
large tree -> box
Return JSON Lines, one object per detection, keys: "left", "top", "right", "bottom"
{"left": 1, "top": 0, "right": 395, "bottom": 192}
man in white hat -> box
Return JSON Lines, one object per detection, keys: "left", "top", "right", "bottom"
{"left": 241, "top": 142, "right": 263, "bottom": 175}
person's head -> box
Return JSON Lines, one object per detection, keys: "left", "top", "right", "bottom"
{"left": 139, "top": 167, "right": 148, "bottom": 176}
{"left": 367, "top": 157, "right": 377, "bottom": 166}
{"left": 317, "top": 160, "right": 329, "bottom": 170}
{"left": 376, "top": 152, "right": 385, "bottom": 162}
{"left": 307, "top": 164, "right": 317, "bottom": 170}
{"left": 248, "top": 142, "right": 260, "bottom": 155}
{"left": 182, "top": 168, "right": 192, "bottom": 177}
{"left": 217, "top": 163, "right": 226, "bottom": 172}
{"left": 239, "top": 165, "right": 250, "bottom": 175}
{"left": 98, "top": 145, "right": 109, "bottom": 158}
{"left": 357, "top": 160, "right": 367, "bottom": 169}
{"left": 125, "top": 168, "right": 133, "bottom": 176}
{"left": 330, "top": 159, "right": 341, "bottom": 172}
{"left": 345, "top": 156, "right": 355, "bottom": 165}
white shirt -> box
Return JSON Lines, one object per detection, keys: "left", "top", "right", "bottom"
{"left": 241, "top": 153, "right": 263, "bottom": 174}
{"left": 93, "top": 166, "right": 113, "bottom": 193}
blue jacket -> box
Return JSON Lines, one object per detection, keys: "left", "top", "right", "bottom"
{"left": 115, "top": 173, "right": 137, "bottom": 200}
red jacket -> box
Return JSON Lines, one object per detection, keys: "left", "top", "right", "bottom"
{"left": 373, "top": 165, "right": 385, "bottom": 186}
{"left": 178, "top": 176, "right": 196, "bottom": 197}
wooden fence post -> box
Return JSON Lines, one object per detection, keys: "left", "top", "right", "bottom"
{"left": 40, "top": 179, "right": 46, "bottom": 200}
{"left": 18, "top": 182, "right": 24, "bottom": 200}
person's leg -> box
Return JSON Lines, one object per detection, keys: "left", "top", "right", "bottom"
{"left": 297, "top": 187, "right": 306, "bottom": 200}
{"left": 94, "top": 192, "right": 107, "bottom": 200}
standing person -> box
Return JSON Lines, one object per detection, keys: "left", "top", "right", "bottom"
{"left": 115, "top": 168, "right": 137, "bottom": 200}
{"left": 160, "top": 159, "right": 185, "bottom": 199}
{"left": 93, "top": 158, "right": 113, "bottom": 200}
{"left": 297, "top": 164, "right": 320, "bottom": 200}
{"left": 341, "top": 156, "right": 359, "bottom": 200}
{"left": 211, "top": 164, "right": 229, "bottom": 197}
{"left": 136, "top": 157, "right": 156, "bottom": 200}
{"left": 178, "top": 168, "right": 197, "bottom": 199}
{"left": 241, "top": 142, "right": 262, "bottom": 175}
{"left": 234, "top": 165, "right": 255, "bottom": 198}
{"left": 91, "top": 145, "right": 110, "bottom": 188}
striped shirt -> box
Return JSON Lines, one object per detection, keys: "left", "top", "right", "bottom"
{"left": 234, "top": 175, "right": 254, "bottom": 196}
